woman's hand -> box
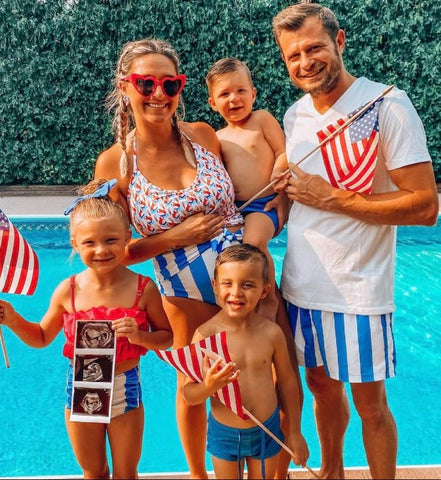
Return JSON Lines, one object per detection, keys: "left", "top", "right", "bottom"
{"left": 168, "top": 212, "right": 226, "bottom": 248}
{"left": 125, "top": 212, "right": 227, "bottom": 265}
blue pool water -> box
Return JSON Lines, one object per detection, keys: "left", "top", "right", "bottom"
{"left": 0, "top": 218, "right": 440, "bottom": 476}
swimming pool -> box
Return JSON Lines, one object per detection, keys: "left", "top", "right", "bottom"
{"left": 0, "top": 218, "right": 440, "bottom": 476}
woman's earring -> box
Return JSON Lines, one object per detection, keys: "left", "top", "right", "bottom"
{"left": 123, "top": 96, "right": 130, "bottom": 107}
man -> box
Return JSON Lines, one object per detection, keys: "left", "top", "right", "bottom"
{"left": 272, "top": 2, "right": 438, "bottom": 479}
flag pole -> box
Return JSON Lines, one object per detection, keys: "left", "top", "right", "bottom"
{"left": 0, "top": 326, "right": 10, "bottom": 368}
{"left": 237, "top": 84, "right": 395, "bottom": 212}
{"left": 243, "top": 406, "right": 319, "bottom": 478}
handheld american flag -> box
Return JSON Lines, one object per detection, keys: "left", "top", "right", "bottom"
{"left": 317, "top": 98, "right": 384, "bottom": 194}
{"left": 155, "top": 330, "right": 247, "bottom": 419}
{"left": 0, "top": 208, "right": 39, "bottom": 295}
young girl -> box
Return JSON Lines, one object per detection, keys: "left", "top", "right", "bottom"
{"left": 0, "top": 178, "right": 172, "bottom": 479}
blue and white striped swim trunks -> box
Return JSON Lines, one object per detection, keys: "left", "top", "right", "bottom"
{"left": 66, "top": 364, "right": 142, "bottom": 419}
{"left": 153, "top": 227, "right": 243, "bottom": 305}
{"left": 287, "top": 303, "right": 396, "bottom": 383}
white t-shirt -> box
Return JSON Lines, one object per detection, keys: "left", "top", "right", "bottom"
{"left": 282, "top": 77, "right": 431, "bottom": 314}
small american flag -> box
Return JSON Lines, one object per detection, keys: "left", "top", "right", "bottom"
{"left": 317, "top": 98, "right": 384, "bottom": 193}
{"left": 0, "top": 209, "right": 39, "bottom": 295}
{"left": 155, "top": 331, "right": 247, "bottom": 419}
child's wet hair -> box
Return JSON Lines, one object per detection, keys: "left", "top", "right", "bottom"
{"left": 214, "top": 243, "right": 269, "bottom": 283}
{"left": 69, "top": 178, "right": 129, "bottom": 235}
{"left": 205, "top": 57, "right": 253, "bottom": 94}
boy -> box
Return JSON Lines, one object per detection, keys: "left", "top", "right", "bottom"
{"left": 183, "top": 244, "right": 309, "bottom": 479}
{"left": 206, "top": 57, "right": 288, "bottom": 318}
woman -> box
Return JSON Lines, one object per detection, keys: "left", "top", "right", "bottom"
{"left": 94, "top": 38, "right": 244, "bottom": 479}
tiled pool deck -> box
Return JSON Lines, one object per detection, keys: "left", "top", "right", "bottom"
{"left": 1, "top": 185, "right": 440, "bottom": 479}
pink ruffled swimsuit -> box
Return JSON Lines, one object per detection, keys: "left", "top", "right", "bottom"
{"left": 63, "top": 275, "right": 150, "bottom": 362}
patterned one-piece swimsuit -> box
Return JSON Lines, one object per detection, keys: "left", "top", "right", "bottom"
{"left": 127, "top": 138, "right": 243, "bottom": 304}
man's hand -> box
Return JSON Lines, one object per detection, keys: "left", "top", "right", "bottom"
{"left": 285, "top": 162, "right": 334, "bottom": 210}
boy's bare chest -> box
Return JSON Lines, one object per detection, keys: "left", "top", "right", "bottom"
{"left": 226, "top": 333, "right": 273, "bottom": 372}
{"left": 222, "top": 130, "right": 273, "bottom": 163}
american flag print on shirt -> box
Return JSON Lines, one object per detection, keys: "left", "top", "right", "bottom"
{"left": 155, "top": 330, "right": 247, "bottom": 419}
{"left": 0, "top": 209, "right": 39, "bottom": 295}
{"left": 317, "top": 98, "right": 384, "bottom": 193}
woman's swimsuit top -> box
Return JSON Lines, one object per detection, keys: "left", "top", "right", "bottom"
{"left": 62, "top": 275, "right": 150, "bottom": 362}
{"left": 127, "top": 137, "right": 243, "bottom": 237}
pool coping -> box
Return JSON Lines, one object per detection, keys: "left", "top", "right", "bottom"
{"left": 1, "top": 186, "right": 440, "bottom": 216}
{"left": 0, "top": 464, "right": 440, "bottom": 479}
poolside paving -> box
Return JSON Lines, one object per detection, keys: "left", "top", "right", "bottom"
{"left": 138, "top": 465, "right": 441, "bottom": 478}
{"left": 1, "top": 185, "right": 441, "bottom": 215}
{"left": 1, "top": 465, "right": 439, "bottom": 479}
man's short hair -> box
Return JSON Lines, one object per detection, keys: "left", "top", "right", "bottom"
{"left": 272, "top": 2, "right": 340, "bottom": 46}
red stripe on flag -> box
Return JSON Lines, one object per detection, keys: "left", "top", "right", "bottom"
{"left": 27, "top": 251, "right": 39, "bottom": 295}
{"left": 318, "top": 131, "right": 339, "bottom": 188}
{"left": 15, "top": 236, "right": 30, "bottom": 294}
{"left": 0, "top": 212, "right": 39, "bottom": 295}
{"left": 0, "top": 228, "right": 10, "bottom": 280}
{"left": 2, "top": 227, "right": 21, "bottom": 293}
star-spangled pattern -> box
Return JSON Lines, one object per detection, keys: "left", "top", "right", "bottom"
{"left": 317, "top": 99, "right": 384, "bottom": 193}
{"left": 0, "top": 208, "right": 39, "bottom": 295}
{"left": 128, "top": 140, "right": 243, "bottom": 237}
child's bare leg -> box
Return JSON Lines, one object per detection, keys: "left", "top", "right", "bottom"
{"left": 163, "top": 296, "right": 220, "bottom": 479}
{"left": 274, "top": 295, "right": 303, "bottom": 479}
{"left": 108, "top": 404, "right": 144, "bottom": 479}
{"left": 247, "top": 455, "right": 279, "bottom": 479}
{"left": 65, "top": 409, "right": 110, "bottom": 479}
{"left": 242, "top": 213, "right": 278, "bottom": 320}
{"left": 212, "top": 456, "right": 244, "bottom": 479}
{"left": 275, "top": 410, "right": 293, "bottom": 479}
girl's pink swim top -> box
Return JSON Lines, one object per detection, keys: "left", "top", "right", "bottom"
{"left": 62, "top": 274, "right": 150, "bottom": 362}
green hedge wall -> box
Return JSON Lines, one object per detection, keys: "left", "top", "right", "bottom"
{"left": 0, "top": 0, "right": 440, "bottom": 185}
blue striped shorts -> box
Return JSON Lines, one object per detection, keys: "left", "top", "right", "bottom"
{"left": 153, "top": 227, "right": 243, "bottom": 305}
{"left": 66, "top": 364, "right": 142, "bottom": 419}
{"left": 287, "top": 303, "right": 396, "bottom": 383}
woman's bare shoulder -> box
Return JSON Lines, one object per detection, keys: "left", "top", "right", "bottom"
{"left": 95, "top": 143, "right": 122, "bottom": 176}
{"left": 180, "top": 121, "right": 221, "bottom": 157}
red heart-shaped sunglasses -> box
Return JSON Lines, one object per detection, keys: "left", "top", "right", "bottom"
{"left": 123, "top": 74, "right": 186, "bottom": 100}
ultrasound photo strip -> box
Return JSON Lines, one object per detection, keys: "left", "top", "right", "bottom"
{"left": 71, "top": 320, "right": 116, "bottom": 424}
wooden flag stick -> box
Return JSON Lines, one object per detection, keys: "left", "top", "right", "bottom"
{"left": 243, "top": 406, "right": 319, "bottom": 478}
{"left": 237, "top": 84, "right": 395, "bottom": 212}
{"left": 0, "top": 326, "right": 10, "bottom": 368}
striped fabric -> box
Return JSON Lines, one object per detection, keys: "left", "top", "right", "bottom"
{"left": 153, "top": 227, "right": 243, "bottom": 304}
{"left": 287, "top": 303, "right": 396, "bottom": 383}
{"left": 155, "top": 331, "right": 247, "bottom": 419}
{"left": 0, "top": 208, "right": 39, "bottom": 295}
